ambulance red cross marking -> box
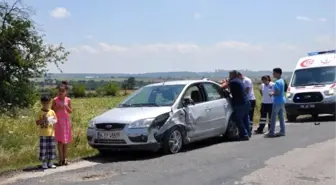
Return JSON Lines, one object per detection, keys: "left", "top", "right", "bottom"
{"left": 300, "top": 59, "right": 314, "bottom": 67}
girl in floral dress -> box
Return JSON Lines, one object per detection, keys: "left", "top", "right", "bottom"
{"left": 52, "top": 81, "right": 73, "bottom": 165}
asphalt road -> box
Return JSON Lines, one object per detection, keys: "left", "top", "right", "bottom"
{"left": 3, "top": 116, "right": 336, "bottom": 185}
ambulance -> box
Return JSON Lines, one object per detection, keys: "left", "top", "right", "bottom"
{"left": 285, "top": 50, "right": 336, "bottom": 122}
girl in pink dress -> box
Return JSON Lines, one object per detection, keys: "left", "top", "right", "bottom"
{"left": 52, "top": 81, "right": 73, "bottom": 166}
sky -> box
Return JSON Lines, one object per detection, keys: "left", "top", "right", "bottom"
{"left": 23, "top": 0, "right": 335, "bottom": 73}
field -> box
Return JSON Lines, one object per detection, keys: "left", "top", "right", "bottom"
{"left": 0, "top": 86, "right": 262, "bottom": 173}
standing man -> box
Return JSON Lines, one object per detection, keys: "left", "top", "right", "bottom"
{"left": 254, "top": 75, "right": 274, "bottom": 134}
{"left": 237, "top": 72, "right": 256, "bottom": 135}
{"left": 221, "top": 70, "right": 251, "bottom": 140}
{"left": 265, "top": 68, "right": 286, "bottom": 138}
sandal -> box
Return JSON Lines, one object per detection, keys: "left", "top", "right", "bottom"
{"left": 64, "top": 159, "right": 70, "bottom": 165}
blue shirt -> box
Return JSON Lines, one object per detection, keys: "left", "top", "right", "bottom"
{"left": 273, "top": 79, "right": 286, "bottom": 104}
{"left": 229, "top": 78, "right": 248, "bottom": 106}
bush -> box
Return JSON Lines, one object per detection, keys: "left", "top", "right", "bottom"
{"left": 97, "top": 82, "right": 120, "bottom": 96}
{"left": 72, "top": 83, "right": 86, "bottom": 98}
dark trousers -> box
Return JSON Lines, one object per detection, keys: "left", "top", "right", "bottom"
{"left": 256, "top": 103, "right": 273, "bottom": 132}
{"left": 234, "top": 101, "right": 251, "bottom": 138}
{"left": 248, "top": 100, "right": 256, "bottom": 133}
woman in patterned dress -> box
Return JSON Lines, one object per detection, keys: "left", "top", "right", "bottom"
{"left": 52, "top": 81, "right": 73, "bottom": 165}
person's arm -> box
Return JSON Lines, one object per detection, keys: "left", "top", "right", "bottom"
{"left": 259, "top": 84, "right": 263, "bottom": 96}
{"left": 51, "top": 99, "right": 56, "bottom": 111}
{"left": 270, "top": 82, "right": 280, "bottom": 96}
{"left": 35, "top": 112, "right": 44, "bottom": 125}
{"left": 65, "top": 99, "right": 72, "bottom": 113}
{"left": 220, "top": 79, "right": 230, "bottom": 89}
{"left": 244, "top": 81, "right": 252, "bottom": 94}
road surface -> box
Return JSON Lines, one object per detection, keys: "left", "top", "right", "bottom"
{"left": 1, "top": 116, "right": 335, "bottom": 185}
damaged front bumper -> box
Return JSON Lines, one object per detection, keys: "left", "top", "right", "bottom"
{"left": 87, "top": 126, "right": 162, "bottom": 152}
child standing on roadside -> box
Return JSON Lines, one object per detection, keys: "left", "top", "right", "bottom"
{"left": 36, "top": 95, "right": 57, "bottom": 169}
{"left": 52, "top": 81, "right": 73, "bottom": 166}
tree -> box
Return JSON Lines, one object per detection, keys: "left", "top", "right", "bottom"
{"left": 97, "top": 82, "right": 120, "bottom": 96}
{"left": 72, "top": 83, "right": 86, "bottom": 98}
{"left": 0, "top": 0, "right": 69, "bottom": 112}
{"left": 126, "top": 77, "right": 135, "bottom": 90}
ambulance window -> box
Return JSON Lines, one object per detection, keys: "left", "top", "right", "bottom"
{"left": 291, "top": 66, "right": 336, "bottom": 86}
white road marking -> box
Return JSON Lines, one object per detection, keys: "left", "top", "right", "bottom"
{"left": 239, "top": 139, "right": 336, "bottom": 185}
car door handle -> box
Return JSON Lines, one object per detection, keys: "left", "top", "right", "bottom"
{"left": 205, "top": 107, "right": 211, "bottom": 111}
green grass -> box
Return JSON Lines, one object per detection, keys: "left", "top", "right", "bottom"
{"left": 0, "top": 96, "right": 125, "bottom": 173}
{"left": 0, "top": 86, "right": 264, "bottom": 173}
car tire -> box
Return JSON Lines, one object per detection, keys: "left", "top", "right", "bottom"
{"left": 311, "top": 113, "right": 318, "bottom": 121}
{"left": 287, "top": 114, "right": 297, "bottom": 122}
{"left": 224, "top": 116, "right": 239, "bottom": 141}
{"left": 162, "top": 126, "right": 184, "bottom": 154}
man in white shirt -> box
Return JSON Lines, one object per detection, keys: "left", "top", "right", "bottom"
{"left": 255, "top": 75, "right": 274, "bottom": 134}
{"left": 238, "top": 72, "right": 256, "bottom": 136}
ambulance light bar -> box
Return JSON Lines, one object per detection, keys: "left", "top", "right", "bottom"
{"left": 308, "top": 50, "right": 336, "bottom": 56}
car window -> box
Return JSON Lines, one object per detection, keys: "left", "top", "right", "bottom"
{"left": 202, "top": 83, "right": 223, "bottom": 101}
{"left": 120, "top": 84, "right": 185, "bottom": 107}
{"left": 183, "top": 84, "right": 204, "bottom": 104}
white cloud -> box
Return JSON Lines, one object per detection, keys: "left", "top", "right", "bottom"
{"left": 79, "top": 45, "right": 98, "bottom": 54}
{"left": 296, "top": 16, "right": 311, "bottom": 21}
{"left": 193, "top": 12, "right": 201, "bottom": 20}
{"left": 50, "top": 7, "right": 71, "bottom": 19}
{"left": 49, "top": 37, "right": 334, "bottom": 73}
{"left": 98, "top": 42, "right": 128, "bottom": 52}
{"left": 319, "top": 18, "right": 327, "bottom": 22}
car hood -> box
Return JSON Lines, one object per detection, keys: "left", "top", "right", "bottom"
{"left": 94, "top": 106, "right": 172, "bottom": 124}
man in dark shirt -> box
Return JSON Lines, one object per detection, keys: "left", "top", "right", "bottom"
{"left": 221, "top": 70, "right": 251, "bottom": 140}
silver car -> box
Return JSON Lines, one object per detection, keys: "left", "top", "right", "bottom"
{"left": 87, "top": 79, "right": 238, "bottom": 154}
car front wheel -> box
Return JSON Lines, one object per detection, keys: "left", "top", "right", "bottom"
{"left": 162, "top": 127, "right": 184, "bottom": 154}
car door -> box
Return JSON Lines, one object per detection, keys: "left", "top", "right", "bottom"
{"left": 201, "top": 82, "right": 228, "bottom": 132}
{"left": 181, "top": 83, "right": 211, "bottom": 138}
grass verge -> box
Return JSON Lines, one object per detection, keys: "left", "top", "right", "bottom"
{"left": 0, "top": 86, "right": 263, "bottom": 173}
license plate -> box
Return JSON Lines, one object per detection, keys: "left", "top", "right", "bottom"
{"left": 300, "top": 104, "right": 315, "bottom": 108}
{"left": 97, "top": 131, "right": 121, "bottom": 139}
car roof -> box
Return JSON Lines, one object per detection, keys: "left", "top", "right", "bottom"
{"left": 145, "top": 79, "right": 217, "bottom": 87}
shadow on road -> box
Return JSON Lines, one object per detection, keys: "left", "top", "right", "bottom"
{"left": 84, "top": 136, "right": 237, "bottom": 164}
{"left": 296, "top": 114, "right": 336, "bottom": 123}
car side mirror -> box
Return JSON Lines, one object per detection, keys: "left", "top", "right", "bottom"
{"left": 182, "top": 98, "right": 194, "bottom": 107}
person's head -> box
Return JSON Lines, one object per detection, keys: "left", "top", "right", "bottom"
{"left": 237, "top": 72, "right": 244, "bottom": 80}
{"left": 266, "top": 75, "right": 271, "bottom": 81}
{"left": 261, "top": 75, "right": 271, "bottom": 84}
{"left": 272, "top": 68, "right": 282, "bottom": 79}
{"left": 57, "top": 81, "right": 68, "bottom": 98}
{"left": 229, "top": 70, "right": 239, "bottom": 80}
{"left": 40, "top": 95, "right": 51, "bottom": 110}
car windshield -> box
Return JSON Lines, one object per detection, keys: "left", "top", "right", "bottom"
{"left": 119, "top": 84, "right": 185, "bottom": 107}
{"left": 291, "top": 66, "right": 336, "bottom": 87}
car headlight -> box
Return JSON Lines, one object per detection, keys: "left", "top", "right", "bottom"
{"left": 88, "top": 120, "right": 96, "bottom": 128}
{"left": 286, "top": 92, "right": 293, "bottom": 98}
{"left": 128, "top": 118, "right": 155, "bottom": 129}
{"left": 324, "top": 88, "right": 336, "bottom": 96}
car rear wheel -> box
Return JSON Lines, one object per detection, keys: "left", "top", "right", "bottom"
{"left": 224, "top": 116, "right": 239, "bottom": 141}
{"left": 287, "top": 114, "right": 297, "bottom": 122}
{"left": 162, "top": 127, "right": 183, "bottom": 154}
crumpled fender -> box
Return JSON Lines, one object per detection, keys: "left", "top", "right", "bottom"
{"left": 154, "top": 108, "right": 196, "bottom": 141}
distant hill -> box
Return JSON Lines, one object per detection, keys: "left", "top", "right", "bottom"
{"left": 47, "top": 70, "right": 293, "bottom": 80}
